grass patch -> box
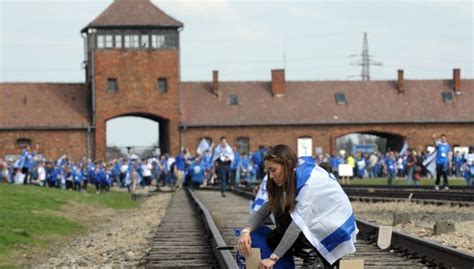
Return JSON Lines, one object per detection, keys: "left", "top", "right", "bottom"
{"left": 341, "top": 177, "right": 468, "bottom": 186}
{"left": 0, "top": 184, "right": 139, "bottom": 267}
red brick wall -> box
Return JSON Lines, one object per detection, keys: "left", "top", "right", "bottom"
{"left": 0, "top": 130, "right": 89, "bottom": 161}
{"left": 182, "top": 123, "right": 474, "bottom": 155}
{"left": 93, "top": 49, "right": 181, "bottom": 159}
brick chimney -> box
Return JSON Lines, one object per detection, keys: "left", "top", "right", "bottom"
{"left": 212, "top": 70, "right": 220, "bottom": 96}
{"left": 397, "top": 69, "right": 404, "bottom": 93}
{"left": 453, "top": 68, "right": 461, "bottom": 94}
{"left": 271, "top": 69, "right": 286, "bottom": 97}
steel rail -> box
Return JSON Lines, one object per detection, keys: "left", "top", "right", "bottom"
{"left": 185, "top": 187, "right": 239, "bottom": 269}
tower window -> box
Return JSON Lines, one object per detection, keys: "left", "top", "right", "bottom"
{"left": 141, "top": 34, "right": 149, "bottom": 48}
{"left": 114, "top": 35, "right": 122, "bottom": 48}
{"left": 97, "top": 35, "right": 105, "bottom": 48}
{"left": 152, "top": 35, "right": 166, "bottom": 48}
{"left": 157, "top": 78, "right": 168, "bottom": 93}
{"left": 335, "top": 92, "right": 347, "bottom": 105}
{"left": 105, "top": 35, "right": 113, "bottom": 48}
{"left": 124, "top": 35, "right": 139, "bottom": 48}
{"left": 441, "top": 91, "right": 454, "bottom": 103}
{"left": 108, "top": 78, "right": 118, "bottom": 93}
{"left": 230, "top": 94, "right": 239, "bottom": 105}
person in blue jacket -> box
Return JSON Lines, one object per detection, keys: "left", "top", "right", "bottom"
{"left": 385, "top": 151, "right": 396, "bottom": 185}
{"left": 433, "top": 134, "right": 451, "bottom": 190}
{"left": 189, "top": 158, "right": 206, "bottom": 189}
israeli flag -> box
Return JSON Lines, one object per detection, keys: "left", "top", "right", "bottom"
{"left": 13, "top": 157, "right": 22, "bottom": 169}
{"left": 423, "top": 151, "right": 437, "bottom": 178}
{"left": 290, "top": 157, "right": 357, "bottom": 265}
{"left": 196, "top": 138, "right": 210, "bottom": 156}
{"left": 250, "top": 176, "right": 268, "bottom": 214}
{"left": 400, "top": 140, "right": 408, "bottom": 156}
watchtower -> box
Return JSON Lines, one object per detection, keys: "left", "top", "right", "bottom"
{"left": 81, "top": 0, "right": 183, "bottom": 159}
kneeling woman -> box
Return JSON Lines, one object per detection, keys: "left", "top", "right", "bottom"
{"left": 238, "top": 144, "right": 357, "bottom": 269}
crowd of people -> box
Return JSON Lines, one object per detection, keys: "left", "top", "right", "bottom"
{"left": 0, "top": 137, "right": 267, "bottom": 195}
{"left": 325, "top": 134, "right": 474, "bottom": 188}
{"left": 1, "top": 134, "right": 473, "bottom": 193}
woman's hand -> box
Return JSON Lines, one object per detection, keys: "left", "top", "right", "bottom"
{"left": 238, "top": 233, "right": 252, "bottom": 256}
{"left": 259, "top": 258, "right": 276, "bottom": 269}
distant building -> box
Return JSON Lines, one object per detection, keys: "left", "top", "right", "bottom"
{"left": 1, "top": 0, "right": 473, "bottom": 160}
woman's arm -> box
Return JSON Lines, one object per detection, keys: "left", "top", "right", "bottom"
{"left": 238, "top": 202, "right": 271, "bottom": 256}
{"left": 272, "top": 220, "right": 301, "bottom": 258}
{"left": 258, "top": 220, "right": 301, "bottom": 268}
{"left": 246, "top": 202, "right": 271, "bottom": 231}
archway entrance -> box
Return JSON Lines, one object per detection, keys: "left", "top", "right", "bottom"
{"left": 105, "top": 114, "right": 169, "bottom": 160}
{"left": 336, "top": 131, "right": 405, "bottom": 155}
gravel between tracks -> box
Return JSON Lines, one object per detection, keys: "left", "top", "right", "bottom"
{"left": 352, "top": 201, "right": 474, "bottom": 254}
{"left": 30, "top": 191, "right": 173, "bottom": 268}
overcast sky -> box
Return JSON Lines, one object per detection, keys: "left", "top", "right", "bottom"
{"left": 1, "top": 0, "right": 472, "bottom": 147}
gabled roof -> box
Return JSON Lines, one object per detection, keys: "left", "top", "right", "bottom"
{"left": 0, "top": 83, "right": 90, "bottom": 129}
{"left": 181, "top": 79, "right": 474, "bottom": 127}
{"left": 81, "top": 0, "right": 183, "bottom": 33}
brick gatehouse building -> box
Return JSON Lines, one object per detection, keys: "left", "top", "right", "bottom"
{"left": 1, "top": 0, "right": 473, "bottom": 160}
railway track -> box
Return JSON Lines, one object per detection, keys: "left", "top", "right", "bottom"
{"left": 144, "top": 187, "right": 474, "bottom": 268}
{"left": 144, "top": 190, "right": 220, "bottom": 268}
{"left": 342, "top": 187, "right": 474, "bottom": 207}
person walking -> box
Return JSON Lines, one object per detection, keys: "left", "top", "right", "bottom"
{"left": 213, "top": 137, "right": 234, "bottom": 197}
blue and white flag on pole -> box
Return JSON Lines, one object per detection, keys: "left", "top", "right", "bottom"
{"left": 400, "top": 140, "right": 408, "bottom": 156}
{"left": 423, "top": 151, "right": 437, "bottom": 178}
{"left": 291, "top": 157, "right": 357, "bottom": 265}
{"left": 196, "top": 138, "right": 210, "bottom": 156}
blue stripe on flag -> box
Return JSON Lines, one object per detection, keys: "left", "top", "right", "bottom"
{"left": 320, "top": 213, "right": 356, "bottom": 252}
{"left": 295, "top": 157, "right": 315, "bottom": 193}
{"left": 251, "top": 198, "right": 266, "bottom": 210}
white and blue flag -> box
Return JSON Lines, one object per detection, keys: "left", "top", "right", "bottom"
{"left": 400, "top": 140, "right": 408, "bottom": 156}
{"left": 196, "top": 138, "right": 210, "bottom": 156}
{"left": 422, "top": 151, "right": 437, "bottom": 178}
{"left": 291, "top": 157, "right": 357, "bottom": 264}
{"left": 250, "top": 176, "right": 268, "bottom": 214}
{"left": 250, "top": 157, "right": 357, "bottom": 264}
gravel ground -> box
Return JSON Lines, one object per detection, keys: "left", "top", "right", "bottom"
{"left": 352, "top": 201, "right": 474, "bottom": 254}
{"left": 27, "top": 191, "right": 173, "bottom": 268}
{"left": 11, "top": 192, "right": 472, "bottom": 268}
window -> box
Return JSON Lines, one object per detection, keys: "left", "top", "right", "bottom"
{"left": 124, "top": 34, "right": 139, "bottom": 48}
{"left": 335, "top": 92, "right": 347, "bottom": 105}
{"left": 141, "top": 34, "right": 149, "bottom": 48}
{"left": 157, "top": 78, "right": 168, "bottom": 93}
{"left": 114, "top": 34, "right": 122, "bottom": 48}
{"left": 108, "top": 78, "right": 118, "bottom": 92}
{"left": 97, "top": 35, "right": 105, "bottom": 48}
{"left": 297, "top": 137, "right": 313, "bottom": 157}
{"left": 16, "top": 138, "right": 32, "bottom": 148}
{"left": 230, "top": 94, "right": 239, "bottom": 105}
{"left": 442, "top": 91, "right": 454, "bottom": 103}
{"left": 151, "top": 30, "right": 178, "bottom": 49}
{"left": 151, "top": 34, "right": 166, "bottom": 48}
{"left": 237, "top": 137, "right": 250, "bottom": 155}
{"left": 105, "top": 35, "right": 113, "bottom": 48}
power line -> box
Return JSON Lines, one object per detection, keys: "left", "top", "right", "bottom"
{"left": 350, "top": 32, "right": 382, "bottom": 81}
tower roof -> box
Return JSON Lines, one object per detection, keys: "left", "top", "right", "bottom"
{"left": 81, "top": 0, "right": 183, "bottom": 33}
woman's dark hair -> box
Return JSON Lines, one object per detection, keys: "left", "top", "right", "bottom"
{"left": 264, "top": 144, "right": 298, "bottom": 215}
